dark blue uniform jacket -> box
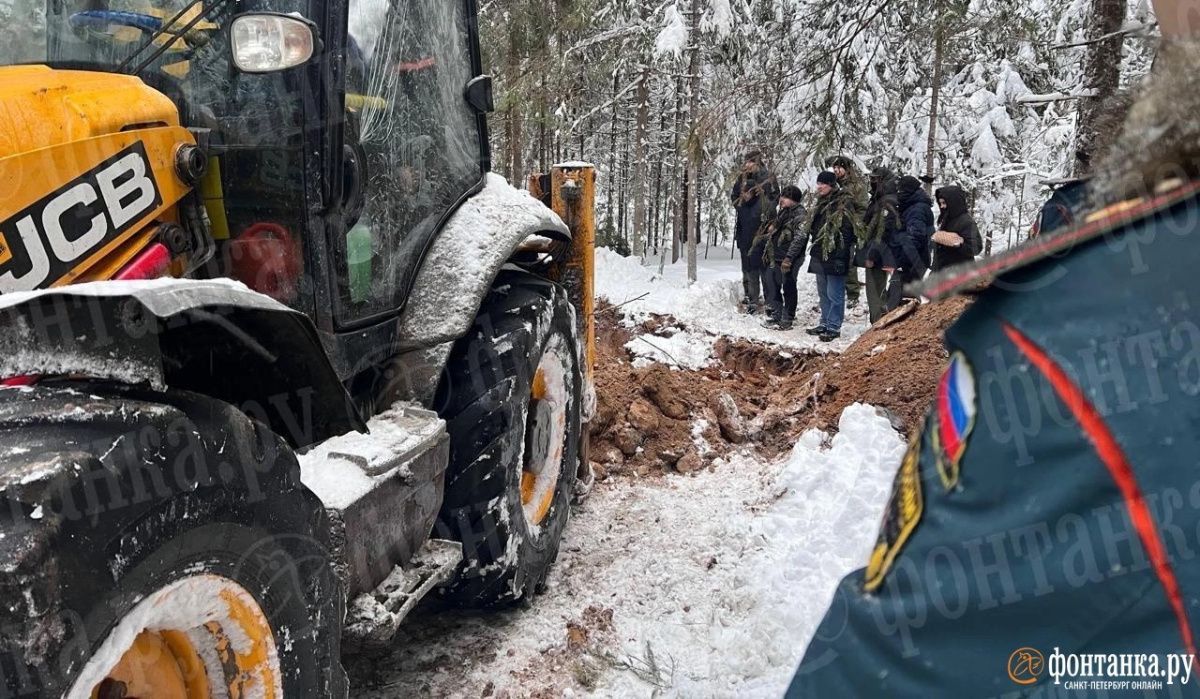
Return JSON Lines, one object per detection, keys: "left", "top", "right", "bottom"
{"left": 789, "top": 182, "right": 1200, "bottom": 697}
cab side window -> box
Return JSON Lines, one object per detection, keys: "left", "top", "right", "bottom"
{"left": 339, "top": 0, "right": 484, "bottom": 322}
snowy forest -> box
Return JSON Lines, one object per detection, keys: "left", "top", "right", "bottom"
{"left": 478, "top": 0, "right": 1160, "bottom": 263}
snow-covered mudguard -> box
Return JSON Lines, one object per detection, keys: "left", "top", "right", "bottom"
{"left": 0, "top": 279, "right": 364, "bottom": 448}
{"left": 395, "top": 173, "right": 570, "bottom": 351}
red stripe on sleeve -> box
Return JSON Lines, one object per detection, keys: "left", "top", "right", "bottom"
{"left": 1003, "top": 323, "right": 1197, "bottom": 662}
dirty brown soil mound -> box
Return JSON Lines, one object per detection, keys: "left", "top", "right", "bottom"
{"left": 767, "top": 296, "right": 974, "bottom": 443}
{"left": 590, "top": 297, "right": 972, "bottom": 479}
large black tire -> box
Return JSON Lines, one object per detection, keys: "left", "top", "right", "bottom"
{"left": 434, "top": 270, "right": 582, "bottom": 607}
{"left": 0, "top": 383, "right": 346, "bottom": 698}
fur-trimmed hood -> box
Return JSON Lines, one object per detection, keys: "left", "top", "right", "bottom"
{"left": 1091, "top": 39, "right": 1200, "bottom": 205}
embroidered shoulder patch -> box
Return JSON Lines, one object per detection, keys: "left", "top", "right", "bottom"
{"left": 933, "top": 352, "right": 977, "bottom": 490}
{"left": 864, "top": 429, "right": 924, "bottom": 593}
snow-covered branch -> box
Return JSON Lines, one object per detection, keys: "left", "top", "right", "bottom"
{"left": 1016, "top": 90, "right": 1099, "bottom": 104}
{"left": 569, "top": 76, "right": 646, "bottom": 132}
{"left": 566, "top": 25, "right": 645, "bottom": 57}
{"left": 1050, "top": 20, "right": 1157, "bottom": 49}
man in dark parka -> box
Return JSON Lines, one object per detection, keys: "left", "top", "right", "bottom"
{"left": 827, "top": 155, "right": 867, "bottom": 309}
{"left": 885, "top": 175, "right": 934, "bottom": 310}
{"left": 731, "top": 151, "right": 778, "bottom": 313}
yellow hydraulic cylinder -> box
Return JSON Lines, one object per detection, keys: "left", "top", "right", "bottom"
{"left": 548, "top": 163, "right": 596, "bottom": 383}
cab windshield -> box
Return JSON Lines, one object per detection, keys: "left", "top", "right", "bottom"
{"left": 0, "top": 0, "right": 235, "bottom": 75}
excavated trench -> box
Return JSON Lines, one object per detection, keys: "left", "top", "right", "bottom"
{"left": 590, "top": 295, "right": 973, "bottom": 480}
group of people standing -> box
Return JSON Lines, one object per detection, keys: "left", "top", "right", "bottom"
{"left": 731, "top": 152, "right": 983, "bottom": 340}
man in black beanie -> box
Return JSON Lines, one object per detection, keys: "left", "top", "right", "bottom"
{"left": 755, "top": 184, "right": 807, "bottom": 329}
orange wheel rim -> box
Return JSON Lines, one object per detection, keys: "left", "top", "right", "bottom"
{"left": 70, "top": 575, "right": 282, "bottom": 699}
{"left": 521, "top": 340, "right": 570, "bottom": 527}
{"left": 96, "top": 631, "right": 203, "bottom": 699}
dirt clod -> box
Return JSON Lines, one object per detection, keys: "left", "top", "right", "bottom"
{"left": 658, "top": 448, "right": 682, "bottom": 465}
{"left": 710, "top": 392, "right": 746, "bottom": 444}
{"left": 614, "top": 427, "right": 643, "bottom": 457}
{"left": 627, "top": 399, "right": 661, "bottom": 434}
{"left": 675, "top": 451, "right": 702, "bottom": 474}
{"left": 566, "top": 623, "right": 588, "bottom": 650}
{"left": 642, "top": 366, "right": 691, "bottom": 420}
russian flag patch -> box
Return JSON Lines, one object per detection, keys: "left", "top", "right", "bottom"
{"left": 935, "top": 351, "right": 976, "bottom": 489}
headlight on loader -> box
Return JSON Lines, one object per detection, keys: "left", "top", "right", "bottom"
{"left": 230, "top": 13, "right": 317, "bottom": 73}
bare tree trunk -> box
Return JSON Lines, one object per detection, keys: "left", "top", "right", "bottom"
{"left": 655, "top": 93, "right": 671, "bottom": 257}
{"left": 972, "top": 185, "right": 993, "bottom": 255}
{"left": 619, "top": 120, "right": 630, "bottom": 244}
{"left": 651, "top": 157, "right": 664, "bottom": 255}
{"left": 508, "top": 113, "right": 523, "bottom": 185}
{"left": 671, "top": 72, "right": 685, "bottom": 264}
{"left": 698, "top": 153, "right": 707, "bottom": 260}
{"left": 631, "top": 65, "right": 651, "bottom": 259}
{"left": 680, "top": 173, "right": 689, "bottom": 240}
{"left": 606, "top": 70, "right": 619, "bottom": 223}
{"left": 684, "top": 0, "right": 701, "bottom": 283}
{"left": 1074, "top": 0, "right": 1127, "bottom": 175}
{"left": 1012, "top": 173, "right": 1027, "bottom": 249}
{"left": 505, "top": 28, "right": 522, "bottom": 185}
{"left": 924, "top": 4, "right": 944, "bottom": 194}
{"left": 538, "top": 72, "right": 548, "bottom": 173}
{"left": 652, "top": 168, "right": 660, "bottom": 253}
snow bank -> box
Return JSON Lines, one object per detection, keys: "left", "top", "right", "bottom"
{"left": 625, "top": 331, "right": 715, "bottom": 370}
{"left": 717, "top": 403, "right": 907, "bottom": 694}
{"left": 595, "top": 403, "right": 906, "bottom": 696}
{"left": 595, "top": 248, "right": 869, "bottom": 352}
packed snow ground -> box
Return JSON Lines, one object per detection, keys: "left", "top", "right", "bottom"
{"left": 596, "top": 248, "right": 870, "bottom": 369}
{"left": 350, "top": 251, "right": 905, "bottom": 696}
{"left": 351, "top": 406, "right": 904, "bottom": 696}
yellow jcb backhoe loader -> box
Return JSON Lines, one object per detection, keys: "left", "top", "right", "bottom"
{"left": 0, "top": 0, "right": 595, "bottom": 694}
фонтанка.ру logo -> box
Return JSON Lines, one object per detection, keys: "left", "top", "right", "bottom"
{"left": 1008, "top": 647, "right": 1045, "bottom": 686}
